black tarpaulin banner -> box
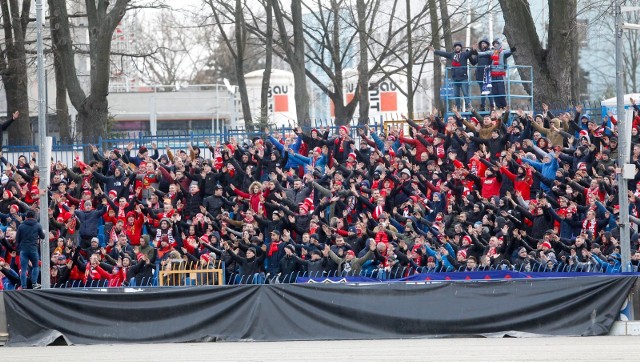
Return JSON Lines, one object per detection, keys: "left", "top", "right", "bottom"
{"left": 3, "top": 276, "right": 636, "bottom": 346}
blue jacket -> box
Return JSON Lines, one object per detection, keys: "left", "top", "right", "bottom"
{"left": 268, "top": 135, "right": 303, "bottom": 169}
{"left": 289, "top": 152, "right": 327, "bottom": 173}
{"left": 520, "top": 153, "right": 558, "bottom": 192}
{"left": 591, "top": 254, "right": 621, "bottom": 273}
{"left": 16, "top": 218, "right": 45, "bottom": 249}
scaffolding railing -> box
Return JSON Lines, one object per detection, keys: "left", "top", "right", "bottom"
{"left": 443, "top": 65, "right": 534, "bottom": 115}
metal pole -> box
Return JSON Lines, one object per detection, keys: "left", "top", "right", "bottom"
{"left": 616, "top": 0, "right": 631, "bottom": 272}
{"left": 36, "top": 0, "right": 50, "bottom": 288}
{"left": 215, "top": 84, "right": 219, "bottom": 134}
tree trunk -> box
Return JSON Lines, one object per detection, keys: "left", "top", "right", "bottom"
{"left": 51, "top": 0, "right": 129, "bottom": 146}
{"left": 429, "top": 0, "right": 442, "bottom": 110}
{"left": 438, "top": 0, "right": 452, "bottom": 50}
{"left": 290, "top": 0, "right": 310, "bottom": 127}
{"left": 356, "top": 0, "right": 370, "bottom": 126}
{"left": 234, "top": 0, "right": 253, "bottom": 132}
{"left": 333, "top": 99, "right": 357, "bottom": 126}
{"left": 2, "top": 77, "right": 30, "bottom": 145}
{"left": 498, "top": 0, "right": 577, "bottom": 106}
{"left": 405, "top": 0, "right": 414, "bottom": 118}
{"left": 259, "top": 0, "right": 273, "bottom": 130}
{"left": 48, "top": 0, "right": 71, "bottom": 143}
{"left": 0, "top": 0, "right": 32, "bottom": 145}
{"left": 77, "top": 94, "right": 108, "bottom": 145}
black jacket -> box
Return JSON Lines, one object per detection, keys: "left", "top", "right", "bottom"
{"left": 16, "top": 218, "right": 45, "bottom": 249}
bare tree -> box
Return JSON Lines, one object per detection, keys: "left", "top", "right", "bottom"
{"left": 205, "top": 0, "right": 255, "bottom": 131}
{"left": 429, "top": 0, "right": 443, "bottom": 109}
{"left": 438, "top": 0, "right": 452, "bottom": 51}
{"left": 258, "top": 0, "right": 273, "bottom": 128}
{"left": 356, "top": 0, "right": 370, "bottom": 125}
{"left": 0, "top": 0, "right": 32, "bottom": 145}
{"left": 135, "top": 9, "right": 211, "bottom": 86}
{"left": 272, "top": 0, "right": 310, "bottom": 127}
{"left": 499, "top": 0, "right": 579, "bottom": 104}
{"left": 48, "top": 0, "right": 71, "bottom": 143}
{"left": 588, "top": 3, "right": 640, "bottom": 95}
{"left": 50, "top": 0, "right": 144, "bottom": 144}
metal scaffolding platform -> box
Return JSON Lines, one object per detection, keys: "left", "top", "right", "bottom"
{"left": 442, "top": 65, "right": 534, "bottom": 116}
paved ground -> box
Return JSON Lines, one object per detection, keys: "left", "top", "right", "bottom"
{"left": 2, "top": 336, "right": 640, "bottom": 361}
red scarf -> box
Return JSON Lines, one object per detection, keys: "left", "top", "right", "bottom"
{"left": 268, "top": 241, "right": 281, "bottom": 257}
{"left": 582, "top": 219, "right": 597, "bottom": 235}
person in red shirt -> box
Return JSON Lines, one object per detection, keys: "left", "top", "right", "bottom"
{"left": 466, "top": 164, "right": 502, "bottom": 200}
{"left": 124, "top": 207, "right": 145, "bottom": 246}
{"left": 500, "top": 162, "right": 533, "bottom": 200}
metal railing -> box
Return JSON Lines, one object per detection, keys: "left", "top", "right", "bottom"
{"left": 157, "top": 260, "right": 224, "bottom": 286}
{"left": 1, "top": 122, "right": 397, "bottom": 166}
{"left": 8, "top": 260, "right": 627, "bottom": 290}
{"left": 443, "top": 65, "right": 534, "bottom": 113}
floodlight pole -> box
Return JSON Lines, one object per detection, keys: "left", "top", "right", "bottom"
{"left": 36, "top": 0, "right": 50, "bottom": 288}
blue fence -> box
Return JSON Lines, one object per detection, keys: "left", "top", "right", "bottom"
{"left": 9, "top": 261, "right": 631, "bottom": 290}
{"left": 1, "top": 122, "right": 392, "bottom": 167}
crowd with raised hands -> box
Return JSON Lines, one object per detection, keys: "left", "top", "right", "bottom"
{"left": 2, "top": 100, "right": 640, "bottom": 288}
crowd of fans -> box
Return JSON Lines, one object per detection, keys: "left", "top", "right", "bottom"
{"left": 1, "top": 99, "right": 640, "bottom": 289}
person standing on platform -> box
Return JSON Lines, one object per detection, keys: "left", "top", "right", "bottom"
{"left": 469, "top": 37, "right": 492, "bottom": 111}
{"left": 476, "top": 38, "right": 515, "bottom": 110}
{"left": 430, "top": 42, "right": 474, "bottom": 111}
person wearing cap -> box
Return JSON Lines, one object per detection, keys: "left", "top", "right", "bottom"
{"left": 468, "top": 36, "right": 492, "bottom": 110}
{"left": 84, "top": 236, "right": 102, "bottom": 257}
{"left": 608, "top": 136, "right": 619, "bottom": 160}
{"left": 293, "top": 126, "right": 332, "bottom": 154}
{"left": 326, "top": 238, "right": 376, "bottom": 276}
{"left": 590, "top": 251, "right": 622, "bottom": 273}
{"left": 475, "top": 38, "right": 515, "bottom": 109}
{"left": 430, "top": 41, "right": 473, "bottom": 110}
{"left": 198, "top": 159, "right": 219, "bottom": 198}
{"left": 125, "top": 143, "right": 158, "bottom": 168}
{"left": 593, "top": 149, "right": 615, "bottom": 177}
{"left": 466, "top": 162, "right": 502, "bottom": 199}
{"left": 128, "top": 253, "right": 155, "bottom": 286}
{"left": 108, "top": 253, "right": 137, "bottom": 287}
{"left": 287, "top": 145, "right": 327, "bottom": 174}
{"left": 330, "top": 125, "right": 354, "bottom": 165}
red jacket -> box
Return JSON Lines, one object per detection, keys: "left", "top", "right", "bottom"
{"left": 83, "top": 264, "right": 111, "bottom": 284}
{"left": 124, "top": 211, "right": 145, "bottom": 245}
{"left": 480, "top": 175, "right": 501, "bottom": 199}
{"left": 500, "top": 167, "right": 533, "bottom": 200}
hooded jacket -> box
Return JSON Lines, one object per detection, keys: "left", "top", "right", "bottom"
{"left": 16, "top": 218, "right": 45, "bottom": 249}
